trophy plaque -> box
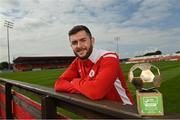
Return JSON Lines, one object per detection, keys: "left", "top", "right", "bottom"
{"left": 128, "top": 63, "right": 164, "bottom": 116}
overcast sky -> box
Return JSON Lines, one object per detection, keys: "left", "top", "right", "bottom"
{"left": 0, "top": 0, "right": 180, "bottom": 62}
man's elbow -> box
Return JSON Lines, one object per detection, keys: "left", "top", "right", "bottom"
{"left": 54, "top": 80, "right": 61, "bottom": 91}
{"left": 54, "top": 84, "right": 59, "bottom": 92}
{"left": 54, "top": 85, "right": 59, "bottom": 91}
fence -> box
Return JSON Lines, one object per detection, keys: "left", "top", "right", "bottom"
{"left": 0, "top": 77, "right": 177, "bottom": 119}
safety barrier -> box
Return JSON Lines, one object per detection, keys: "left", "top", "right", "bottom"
{"left": 1, "top": 77, "right": 177, "bottom": 119}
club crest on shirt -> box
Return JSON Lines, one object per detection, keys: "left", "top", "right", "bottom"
{"left": 89, "top": 69, "right": 95, "bottom": 78}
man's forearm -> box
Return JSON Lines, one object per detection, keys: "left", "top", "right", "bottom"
{"left": 54, "top": 79, "right": 80, "bottom": 93}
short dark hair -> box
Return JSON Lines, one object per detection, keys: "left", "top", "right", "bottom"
{"left": 68, "top": 25, "right": 92, "bottom": 38}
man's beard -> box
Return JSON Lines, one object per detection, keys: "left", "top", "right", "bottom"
{"left": 74, "top": 44, "right": 93, "bottom": 60}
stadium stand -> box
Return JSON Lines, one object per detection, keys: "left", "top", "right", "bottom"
{"left": 13, "top": 56, "right": 76, "bottom": 71}
{"left": 126, "top": 53, "right": 180, "bottom": 63}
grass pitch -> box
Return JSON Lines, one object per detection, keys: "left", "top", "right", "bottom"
{"left": 0, "top": 60, "right": 180, "bottom": 113}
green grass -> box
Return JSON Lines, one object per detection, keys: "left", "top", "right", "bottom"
{"left": 0, "top": 61, "right": 180, "bottom": 113}
{"left": 0, "top": 68, "right": 65, "bottom": 87}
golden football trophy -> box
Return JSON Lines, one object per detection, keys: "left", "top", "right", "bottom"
{"left": 128, "top": 63, "right": 164, "bottom": 116}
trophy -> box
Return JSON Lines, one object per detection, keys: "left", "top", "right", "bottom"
{"left": 128, "top": 63, "right": 164, "bottom": 116}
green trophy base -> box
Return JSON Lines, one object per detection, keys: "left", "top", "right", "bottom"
{"left": 136, "top": 90, "right": 164, "bottom": 116}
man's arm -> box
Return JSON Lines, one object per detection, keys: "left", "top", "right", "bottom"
{"left": 71, "top": 56, "right": 120, "bottom": 100}
{"left": 54, "top": 59, "right": 80, "bottom": 93}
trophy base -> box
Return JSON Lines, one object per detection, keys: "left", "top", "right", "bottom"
{"left": 136, "top": 90, "right": 164, "bottom": 116}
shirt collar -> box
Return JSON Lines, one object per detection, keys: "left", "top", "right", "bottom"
{"left": 89, "top": 48, "right": 109, "bottom": 63}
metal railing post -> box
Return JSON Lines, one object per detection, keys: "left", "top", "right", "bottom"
{"left": 41, "top": 95, "right": 57, "bottom": 119}
{"left": 5, "top": 83, "right": 13, "bottom": 119}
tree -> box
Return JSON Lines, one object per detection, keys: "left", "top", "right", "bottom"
{"left": 176, "top": 51, "right": 180, "bottom": 54}
{"left": 0, "top": 62, "right": 9, "bottom": 70}
{"left": 143, "top": 50, "right": 162, "bottom": 56}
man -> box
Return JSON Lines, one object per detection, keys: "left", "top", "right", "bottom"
{"left": 54, "top": 25, "right": 134, "bottom": 105}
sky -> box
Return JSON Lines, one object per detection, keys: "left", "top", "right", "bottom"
{"left": 0, "top": 0, "right": 180, "bottom": 62}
